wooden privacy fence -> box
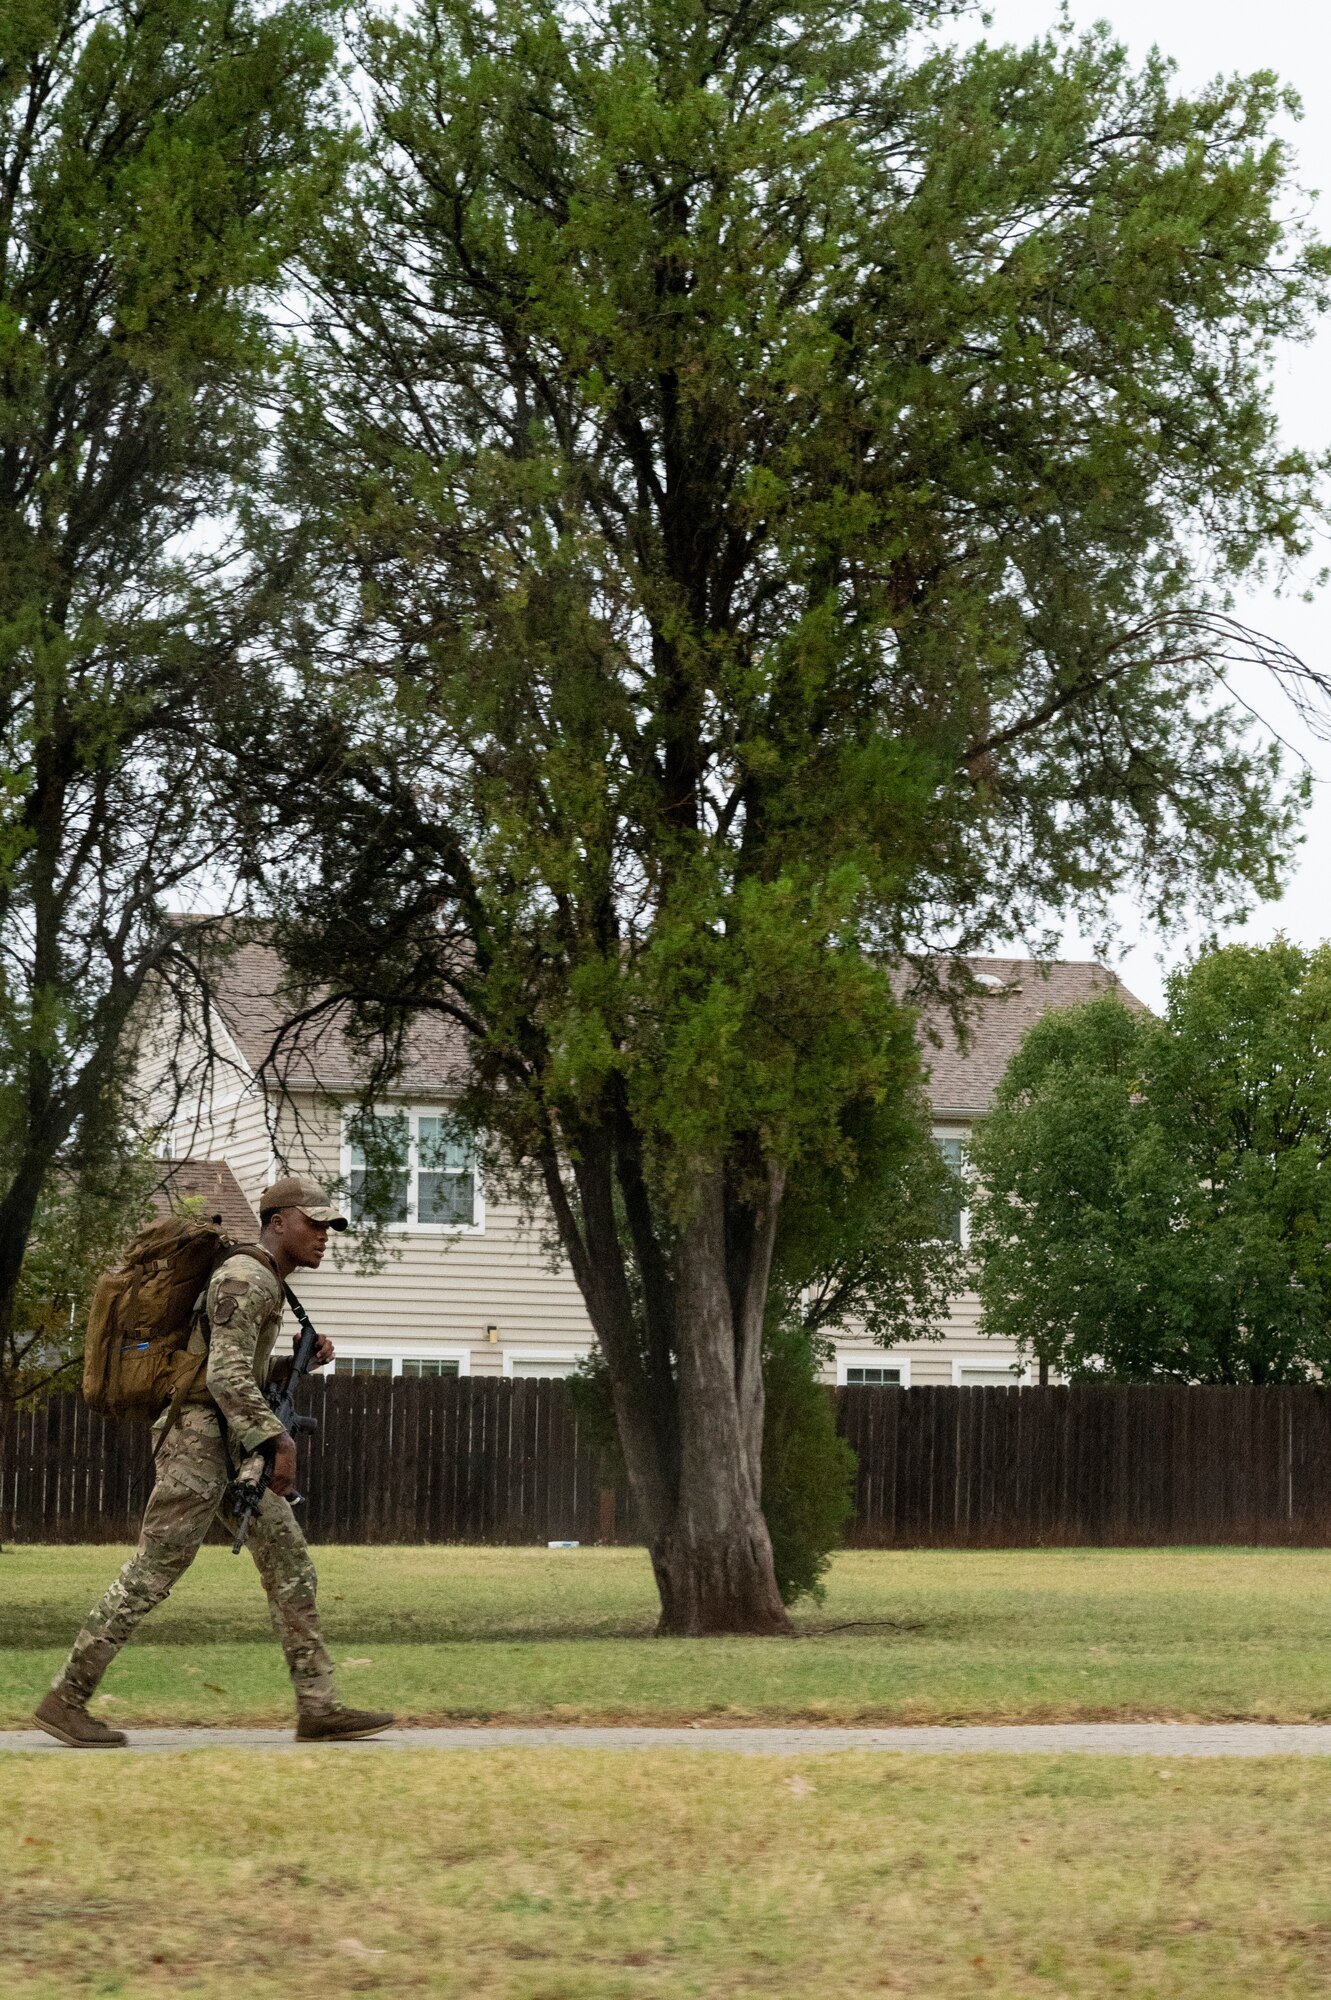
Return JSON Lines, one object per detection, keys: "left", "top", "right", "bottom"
{"left": 8, "top": 1379, "right": 1331, "bottom": 1547}
{"left": 836, "top": 1382, "right": 1331, "bottom": 1548}
{"left": 1, "top": 1376, "right": 625, "bottom": 1547}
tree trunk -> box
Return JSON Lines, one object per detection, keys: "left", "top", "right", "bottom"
{"left": 651, "top": 1505, "right": 789, "bottom": 1636}
{"left": 546, "top": 1132, "right": 676, "bottom": 1534}
{"left": 0, "top": 1142, "right": 57, "bottom": 1397}
{"left": 0, "top": 1160, "right": 51, "bottom": 1559}
{"left": 542, "top": 1123, "right": 792, "bottom": 1635}
{"left": 650, "top": 1172, "right": 792, "bottom": 1636}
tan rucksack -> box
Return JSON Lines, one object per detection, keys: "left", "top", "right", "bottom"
{"left": 83, "top": 1214, "right": 235, "bottom": 1418}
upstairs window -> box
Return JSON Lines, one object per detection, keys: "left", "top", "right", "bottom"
{"left": 416, "top": 1115, "right": 476, "bottom": 1225}
{"left": 347, "top": 1110, "right": 409, "bottom": 1225}
{"left": 937, "top": 1135, "right": 966, "bottom": 1245}
{"left": 344, "top": 1108, "right": 481, "bottom": 1231}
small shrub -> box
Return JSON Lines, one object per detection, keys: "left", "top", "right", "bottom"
{"left": 761, "top": 1320, "right": 857, "bottom": 1606}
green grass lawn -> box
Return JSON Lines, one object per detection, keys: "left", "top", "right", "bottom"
{"left": 6, "top": 1543, "right": 1331, "bottom": 1726}
{"left": 10, "top": 1748, "right": 1331, "bottom": 1997}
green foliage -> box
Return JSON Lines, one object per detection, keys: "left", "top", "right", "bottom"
{"left": 267, "top": 0, "right": 1331, "bottom": 1194}
{"left": 566, "top": 1347, "right": 625, "bottom": 1479}
{"left": 968, "top": 994, "right": 1159, "bottom": 1379}
{"left": 771, "top": 1022, "right": 966, "bottom": 1346}
{"left": 760, "top": 1321, "right": 857, "bottom": 1606}
{"left": 969, "top": 943, "right": 1331, "bottom": 1383}
{"left": 0, "top": 0, "right": 338, "bottom": 1393}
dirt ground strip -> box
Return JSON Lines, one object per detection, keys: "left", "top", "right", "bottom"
{"left": 14, "top": 1721, "right": 1331, "bottom": 1753}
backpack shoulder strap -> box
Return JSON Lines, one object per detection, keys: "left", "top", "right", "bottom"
{"left": 217, "top": 1242, "right": 282, "bottom": 1287}
{"left": 152, "top": 1243, "right": 280, "bottom": 1460}
{"left": 153, "top": 1350, "right": 208, "bottom": 1460}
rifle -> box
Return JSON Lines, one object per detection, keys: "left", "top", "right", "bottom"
{"left": 230, "top": 1284, "right": 321, "bottom": 1555}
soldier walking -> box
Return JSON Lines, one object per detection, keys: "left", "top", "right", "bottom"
{"left": 35, "top": 1176, "right": 394, "bottom": 1747}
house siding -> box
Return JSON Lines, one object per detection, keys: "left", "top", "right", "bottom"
{"left": 146, "top": 954, "right": 1131, "bottom": 1385}
{"left": 158, "top": 1082, "right": 1021, "bottom": 1383}
{"left": 144, "top": 1003, "right": 276, "bottom": 1198}
{"left": 833, "top": 1288, "right": 1026, "bottom": 1388}
{"left": 161, "top": 1081, "right": 274, "bottom": 1210}
{"left": 259, "top": 1097, "right": 594, "bottom": 1379}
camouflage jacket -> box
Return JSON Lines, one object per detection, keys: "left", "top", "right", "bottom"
{"left": 196, "top": 1250, "right": 288, "bottom": 1455}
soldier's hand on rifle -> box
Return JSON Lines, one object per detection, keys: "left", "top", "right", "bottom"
{"left": 271, "top": 1431, "right": 299, "bottom": 1497}
{"left": 297, "top": 1330, "right": 335, "bottom": 1369}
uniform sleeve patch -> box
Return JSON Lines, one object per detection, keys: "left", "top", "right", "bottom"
{"left": 211, "top": 1279, "right": 251, "bottom": 1325}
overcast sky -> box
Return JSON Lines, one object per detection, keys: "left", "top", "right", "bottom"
{"left": 962, "top": 0, "right": 1331, "bottom": 1007}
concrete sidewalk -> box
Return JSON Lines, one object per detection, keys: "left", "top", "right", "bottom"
{"left": 10, "top": 1722, "right": 1331, "bottom": 1755}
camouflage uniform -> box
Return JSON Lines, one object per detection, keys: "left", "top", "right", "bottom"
{"left": 53, "top": 1252, "right": 337, "bottom": 1717}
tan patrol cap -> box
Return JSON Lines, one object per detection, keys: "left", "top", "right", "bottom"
{"left": 259, "top": 1173, "right": 349, "bottom": 1229}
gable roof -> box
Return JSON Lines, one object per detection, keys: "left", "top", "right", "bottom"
{"left": 909, "top": 957, "right": 1149, "bottom": 1120}
{"left": 210, "top": 939, "right": 469, "bottom": 1095}
{"left": 205, "top": 937, "right": 1144, "bottom": 1118}
{"left": 151, "top": 1158, "right": 260, "bottom": 1238}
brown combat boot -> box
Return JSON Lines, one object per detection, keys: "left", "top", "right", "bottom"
{"left": 295, "top": 1706, "right": 395, "bottom": 1742}
{"left": 34, "top": 1689, "right": 127, "bottom": 1749}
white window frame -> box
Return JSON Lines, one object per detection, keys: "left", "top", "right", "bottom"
{"left": 934, "top": 1127, "right": 970, "bottom": 1249}
{"left": 836, "top": 1353, "right": 912, "bottom": 1388}
{"left": 332, "top": 1344, "right": 471, "bottom": 1379}
{"left": 951, "top": 1357, "right": 1031, "bottom": 1388}
{"left": 501, "top": 1348, "right": 591, "bottom": 1381}
{"left": 340, "top": 1105, "right": 486, "bottom": 1236}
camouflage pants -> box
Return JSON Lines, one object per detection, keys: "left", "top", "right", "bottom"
{"left": 54, "top": 1406, "right": 337, "bottom": 1716}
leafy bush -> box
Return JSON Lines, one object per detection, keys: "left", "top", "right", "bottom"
{"left": 761, "top": 1321, "right": 857, "bottom": 1605}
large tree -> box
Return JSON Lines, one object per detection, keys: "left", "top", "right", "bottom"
{"left": 256, "top": 0, "right": 1329, "bottom": 1630}
{"left": 969, "top": 944, "right": 1331, "bottom": 1383}
{"left": 0, "top": 0, "right": 337, "bottom": 1408}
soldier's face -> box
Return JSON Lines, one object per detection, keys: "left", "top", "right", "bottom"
{"left": 277, "top": 1208, "right": 332, "bottom": 1269}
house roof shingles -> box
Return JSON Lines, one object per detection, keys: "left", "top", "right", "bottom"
{"left": 910, "top": 957, "right": 1148, "bottom": 1119}
{"left": 151, "top": 1158, "right": 260, "bottom": 1238}
{"left": 208, "top": 940, "right": 1145, "bottom": 1119}
{"left": 212, "top": 940, "right": 469, "bottom": 1094}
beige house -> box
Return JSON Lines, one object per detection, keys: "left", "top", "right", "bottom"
{"left": 146, "top": 945, "right": 1143, "bottom": 1385}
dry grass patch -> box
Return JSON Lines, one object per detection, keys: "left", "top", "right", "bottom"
{"left": 8, "top": 1750, "right": 1331, "bottom": 1997}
